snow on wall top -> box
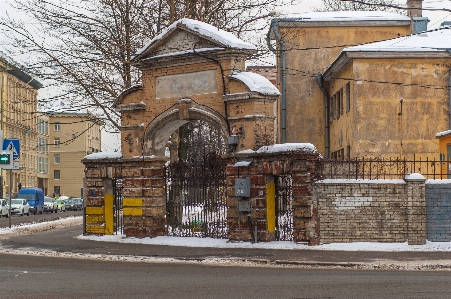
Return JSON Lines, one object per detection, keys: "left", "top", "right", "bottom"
{"left": 238, "top": 143, "right": 317, "bottom": 155}
{"left": 84, "top": 152, "right": 122, "bottom": 160}
{"left": 436, "top": 129, "right": 451, "bottom": 138}
{"left": 346, "top": 27, "right": 451, "bottom": 52}
{"left": 281, "top": 11, "right": 410, "bottom": 22}
{"left": 229, "top": 71, "right": 280, "bottom": 96}
{"left": 134, "top": 18, "right": 256, "bottom": 58}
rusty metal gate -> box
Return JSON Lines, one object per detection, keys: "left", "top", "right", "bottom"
{"left": 113, "top": 177, "right": 123, "bottom": 235}
{"left": 275, "top": 174, "right": 293, "bottom": 241}
{"left": 165, "top": 152, "right": 228, "bottom": 238}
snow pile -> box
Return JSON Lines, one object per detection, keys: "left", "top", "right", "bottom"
{"left": 238, "top": 143, "right": 318, "bottom": 155}
{"left": 84, "top": 152, "right": 122, "bottom": 160}
{"left": 229, "top": 71, "right": 280, "bottom": 96}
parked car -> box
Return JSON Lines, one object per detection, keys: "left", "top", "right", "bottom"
{"left": 1, "top": 199, "right": 9, "bottom": 218}
{"left": 18, "top": 188, "right": 44, "bottom": 215}
{"left": 64, "top": 199, "right": 78, "bottom": 211}
{"left": 56, "top": 199, "right": 66, "bottom": 212}
{"left": 72, "top": 198, "right": 83, "bottom": 210}
{"left": 10, "top": 199, "right": 30, "bottom": 216}
{"left": 43, "top": 196, "right": 58, "bottom": 213}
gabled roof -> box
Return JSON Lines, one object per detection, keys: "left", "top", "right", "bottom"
{"left": 323, "top": 27, "right": 451, "bottom": 81}
{"left": 133, "top": 18, "right": 256, "bottom": 61}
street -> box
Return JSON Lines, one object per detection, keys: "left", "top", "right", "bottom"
{"left": 1, "top": 253, "right": 450, "bottom": 299}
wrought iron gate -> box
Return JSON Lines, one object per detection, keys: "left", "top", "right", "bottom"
{"left": 275, "top": 174, "right": 293, "bottom": 241}
{"left": 113, "top": 177, "right": 123, "bottom": 235}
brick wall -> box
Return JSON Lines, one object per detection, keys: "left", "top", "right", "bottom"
{"left": 315, "top": 177, "right": 427, "bottom": 245}
{"left": 425, "top": 181, "right": 451, "bottom": 241}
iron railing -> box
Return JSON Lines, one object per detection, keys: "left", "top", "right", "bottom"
{"left": 318, "top": 156, "right": 451, "bottom": 180}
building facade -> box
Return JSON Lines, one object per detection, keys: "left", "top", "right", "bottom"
{"left": 0, "top": 51, "right": 44, "bottom": 198}
{"left": 47, "top": 112, "right": 101, "bottom": 197}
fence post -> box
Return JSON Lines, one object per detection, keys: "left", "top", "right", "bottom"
{"left": 404, "top": 173, "right": 427, "bottom": 245}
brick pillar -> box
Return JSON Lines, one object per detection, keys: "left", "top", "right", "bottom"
{"left": 121, "top": 157, "right": 168, "bottom": 238}
{"left": 404, "top": 173, "right": 427, "bottom": 245}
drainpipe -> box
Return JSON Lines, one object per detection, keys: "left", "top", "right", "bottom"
{"left": 267, "top": 19, "right": 286, "bottom": 143}
{"left": 316, "top": 75, "right": 330, "bottom": 159}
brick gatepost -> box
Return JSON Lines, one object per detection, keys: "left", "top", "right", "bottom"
{"left": 226, "top": 146, "right": 321, "bottom": 245}
{"left": 82, "top": 155, "right": 168, "bottom": 237}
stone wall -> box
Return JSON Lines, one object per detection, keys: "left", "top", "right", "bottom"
{"left": 425, "top": 181, "right": 451, "bottom": 241}
{"left": 315, "top": 176, "right": 427, "bottom": 245}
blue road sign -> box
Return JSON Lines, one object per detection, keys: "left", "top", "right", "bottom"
{"left": 2, "top": 139, "right": 20, "bottom": 159}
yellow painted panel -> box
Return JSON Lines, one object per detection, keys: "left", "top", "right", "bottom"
{"left": 266, "top": 182, "right": 275, "bottom": 233}
{"left": 86, "top": 206, "right": 104, "bottom": 215}
{"left": 123, "top": 198, "right": 143, "bottom": 207}
{"left": 86, "top": 226, "right": 105, "bottom": 234}
{"left": 123, "top": 208, "right": 143, "bottom": 216}
{"left": 104, "top": 193, "right": 114, "bottom": 235}
{"left": 86, "top": 215, "right": 105, "bottom": 224}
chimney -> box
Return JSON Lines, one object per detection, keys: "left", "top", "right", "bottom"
{"left": 407, "top": 0, "right": 422, "bottom": 18}
{"left": 407, "top": 0, "right": 428, "bottom": 33}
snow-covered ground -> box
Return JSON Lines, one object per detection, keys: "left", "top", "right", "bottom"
{"left": 1, "top": 216, "right": 451, "bottom": 252}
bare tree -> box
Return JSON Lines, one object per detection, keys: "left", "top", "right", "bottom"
{"left": 313, "top": 0, "right": 404, "bottom": 13}
{"left": 0, "top": 0, "right": 298, "bottom": 132}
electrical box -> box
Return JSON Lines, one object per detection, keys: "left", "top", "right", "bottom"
{"left": 238, "top": 200, "right": 252, "bottom": 212}
{"left": 235, "top": 177, "right": 250, "bottom": 197}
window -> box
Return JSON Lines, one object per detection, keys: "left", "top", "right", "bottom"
{"left": 54, "top": 170, "right": 60, "bottom": 180}
{"left": 340, "top": 88, "right": 344, "bottom": 115}
{"left": 54, "top": 137, "right": 60, "bottom": 148}
{"left": 337, "top": 91, "right": 341, "bottom": 119}
{"left": 54, "top": 122, "right": 60, "bottom": 131}
{"left": 54, "top": 154, "right": 60, "bottom": 164}
{"left": 346, "top": 82, "right": 351, "bottom": 113}
{"left": 346, "top": 145, "right": 351, "bottom": 159}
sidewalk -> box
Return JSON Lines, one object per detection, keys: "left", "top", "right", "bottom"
{"left": 1, "top": 217, "right": 451, "bottom": 270}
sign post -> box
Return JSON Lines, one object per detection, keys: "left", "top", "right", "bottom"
{"left": 2, "top": 139, "right": 20, "bottom": 228}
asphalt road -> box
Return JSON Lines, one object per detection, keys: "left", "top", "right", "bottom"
{"left": 0, "top": 209, "right": 83, "bottom": 227}
{"left": 1, "top": 253, "right": 451, "bottom": 299}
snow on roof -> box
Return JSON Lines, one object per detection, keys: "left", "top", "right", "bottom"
{"left": 238, "top": 143, "right": 317, "bottom": 155}
{"left": 229, "top": 71, "right": 280, "bottom": 96}
{"left": 134, "top": 18, "right": 256, "bottom": 58}
{"left": 346, "top": 27, "right": 451, "bottom": 52}
{"left": 436, "top": 129, "right": 451, "bottom": 138}
{"left": 280, "top": 11, "right": 410, "bottom": 22}
{"left": 84, "top": 152, "right": 122, "bottom": 160}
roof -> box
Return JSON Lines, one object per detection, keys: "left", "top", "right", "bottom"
{"left": 133, "top": 18, "right": 256, "bottom": 61}
{"left": 229, "top": 71, "right": 280, "bottom": 96}
{"left": 323, "top": 27, "right": 451, "bottom": 81}
{"left": 0, "top": 50, "right": 43, "bottom": 89}
{"left": 347, "top": 27, "right": 451, "bottom": 52}
{"left": 282, "top": 11, "right": 411, "bottom": 22}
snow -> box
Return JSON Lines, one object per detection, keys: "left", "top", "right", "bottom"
{"left": 317, "top": 179, "right": 405, "bottom": 184}
{"left": 426, "top": 179, "right": 451, "bottom": 184}
{"left": 405, "top": 173, "right": 426, "bottom": 180}
{"left": 84, "top": 152, "right": 122, "bottom": 159}
{"left": 346, "top": 27, "right": 451, "bottom": 52}
{"left": 436, "top": 129, "right": 451, "bottom": 138}
{"left": 282, "top": 11, "right": 411, "bottom": 22}
{"left": 229, "top": 71, "right": 281, "bottom": 96}
{"left": 134, "top": 18, "right": 256, "bottom": 59}
{"left": 237, "top": 143, "right": 318, "bottom": 155}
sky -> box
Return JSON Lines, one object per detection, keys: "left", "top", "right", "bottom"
{"left": 1, "top": 0, "right": 451, "bottom": 153}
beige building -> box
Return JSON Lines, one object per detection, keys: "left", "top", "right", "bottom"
{"left": 47, "top": 112, "right": 101, "bottom": 197}
{"left": 0, "top": 51, "right": 44, "bottom": 198}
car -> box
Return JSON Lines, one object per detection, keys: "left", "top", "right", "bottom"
{"left": 64, "top": 199, "right": 78, "bottom": 211}
{"left": 72, "top": 198, "right": 83, "bottom": 210}
{"left": 43, "top": 196, "right": 58, "bottom": 213}
{"left": 56, "top": 199, "right": 66, "bottom": 212}
{"left": 1, "top": 199, "right": 9, "bottom": 218}
{"left": 10, "top": 199, "right": 30, "bottom": 216}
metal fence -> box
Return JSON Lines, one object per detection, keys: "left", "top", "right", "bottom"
{"left": 318, "top": 156, "right": 451, "bottom": 180}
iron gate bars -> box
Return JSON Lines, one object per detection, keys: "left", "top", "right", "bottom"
{"left": 165, "top": 151, "right": 228, "bottom": 238}
{"left": 113, "top": 177, "right": 123, "bottom": 235}
{"left": 275, "top": 174, "right": 293, "bottom": 241}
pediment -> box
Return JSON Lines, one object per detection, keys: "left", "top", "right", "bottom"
{"left": 145, "top": 29, "right": 221, "bottom": 60}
